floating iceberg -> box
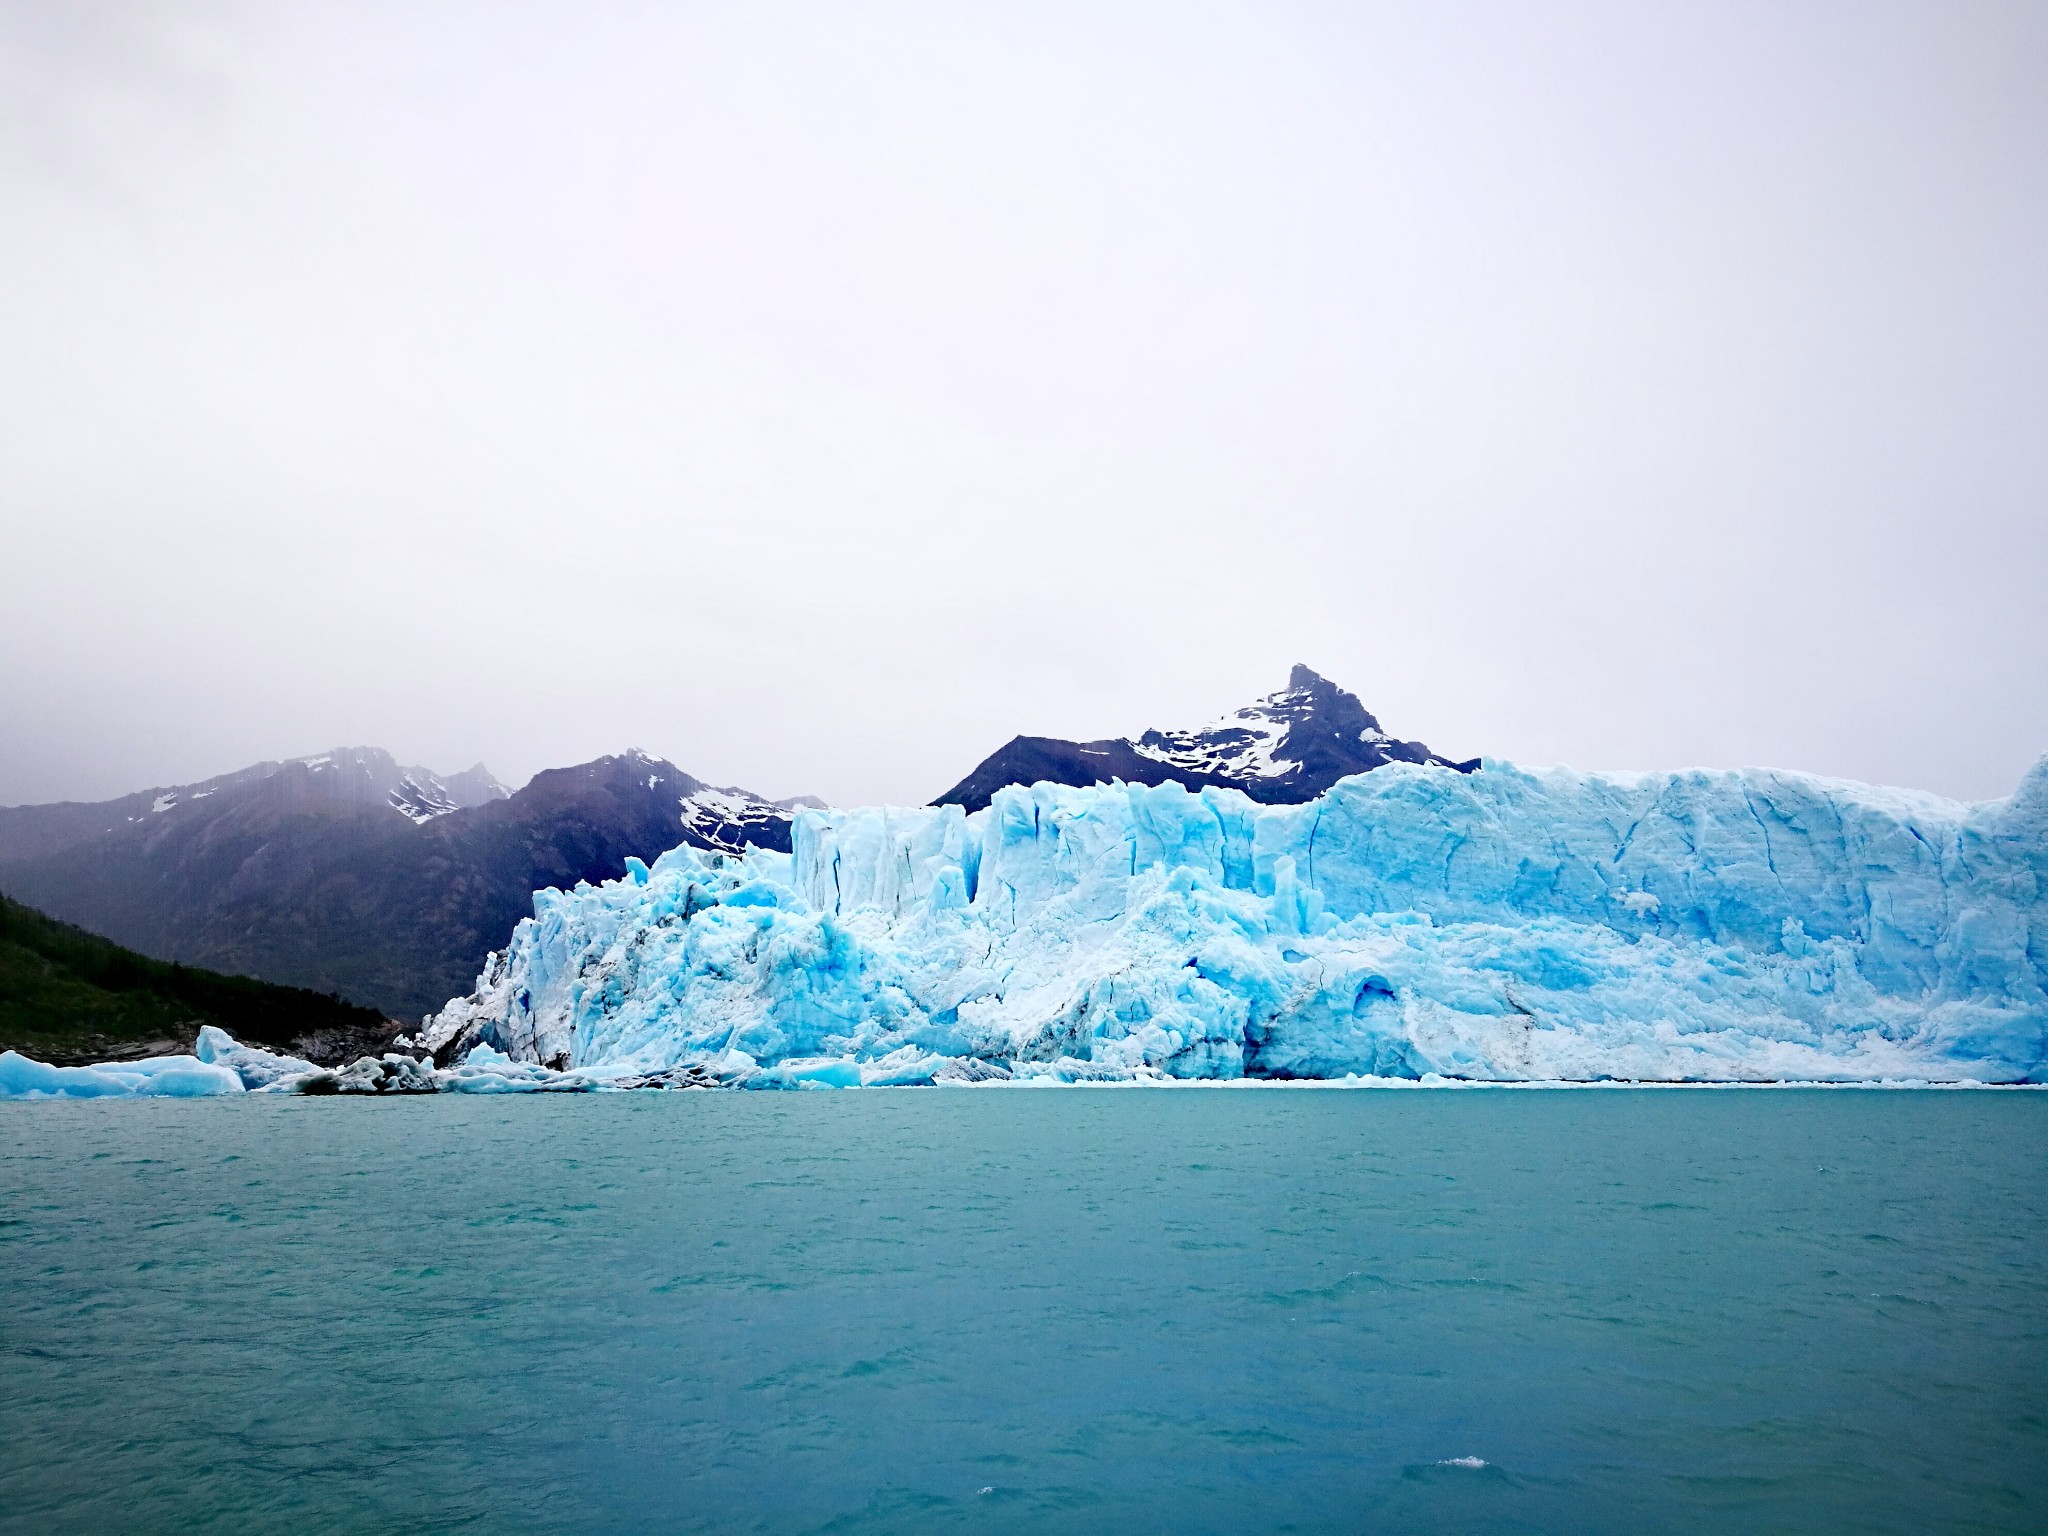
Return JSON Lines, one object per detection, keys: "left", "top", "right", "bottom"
{"left": 0, "top": 1026, "right": 337, "bottom": 1099}
{"left": 0, "top": 1028, "right": 605, "bottom": 1100}
{"left": 0, "top": 1048, "right": 246, "bottom": 1099}
{"left": 193, "top": 1025, "right": 317, "bottom": 1088}
{"left": 416, "top": 756, "right": 2048, "bottom": 1084}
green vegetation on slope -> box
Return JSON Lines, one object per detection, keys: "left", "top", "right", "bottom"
{"left": 0, "top": 893, "right": 390, "bottom": 1064}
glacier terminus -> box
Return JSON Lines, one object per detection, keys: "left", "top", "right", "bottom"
{"left": 410, "top": 753, "right": 2048, "bottom": 1086}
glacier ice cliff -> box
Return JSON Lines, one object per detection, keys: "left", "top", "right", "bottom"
{"left": 415, "top": 756, "right": 2048, "bottom": 1084}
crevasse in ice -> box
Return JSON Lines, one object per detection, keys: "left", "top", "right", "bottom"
{"left": 417, "top": 756, "right": 2048, "bottom": 1083}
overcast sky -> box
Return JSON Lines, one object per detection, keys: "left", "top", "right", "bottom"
{"left": 2, "top": 1, "right": 2043, "bottom": 809}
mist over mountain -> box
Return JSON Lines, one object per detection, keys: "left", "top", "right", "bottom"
{"left": 0, "top": 749, "right": 507, "bottom": 866}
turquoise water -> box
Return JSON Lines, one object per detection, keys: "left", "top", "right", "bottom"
{"left": 2, "top": 1090, "right": 2043, "bottom": 1534}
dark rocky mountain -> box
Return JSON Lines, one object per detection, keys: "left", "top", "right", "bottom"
{"left": 0, "top": 749, "right": 807, "bottom": 1022}
{"left": 933, "top": 666, "right": 1477, "bottom": 812}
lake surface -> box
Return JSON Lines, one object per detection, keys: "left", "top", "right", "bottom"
{"left": 3, "top": 1088, "right": 2044, "bottom": 1534}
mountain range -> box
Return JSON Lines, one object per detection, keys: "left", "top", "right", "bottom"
{"left": 0, "top": 747, "right": 809, "bottom": 1021}
{"left": 0, "top": 667, "right": 1467, "bottom": 1022}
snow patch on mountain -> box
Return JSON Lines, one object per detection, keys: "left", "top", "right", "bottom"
{"left": 679, "top": 785, "right": 795, "bottom": 852}
{"left": 388, "top": 776, "right": 461, "bottom": 824}
{"left": 1135, "top": 687, "right": 1305, "bottom": 780}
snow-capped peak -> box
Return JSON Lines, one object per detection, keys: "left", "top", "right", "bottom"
{"left": 1127, "top": 666, "right": 1468, "bottom": 798}
{"left": 931, "top": 665, "right": 1476, "bottom": 812}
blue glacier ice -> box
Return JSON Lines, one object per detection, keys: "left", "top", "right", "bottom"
{"left": 194, "top": 1025, "right": 317, "bottom": 1088}
{"left": 416, "top": 756, "right": 2048, "bottom": 1084}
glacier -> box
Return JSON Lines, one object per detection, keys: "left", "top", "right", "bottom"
{"left": 412, "top": 756, "right": 2048, "bottom": 1085}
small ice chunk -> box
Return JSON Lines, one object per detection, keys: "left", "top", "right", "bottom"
{"left": 194, "top": 1026, "right": 317, "bottom": 1089}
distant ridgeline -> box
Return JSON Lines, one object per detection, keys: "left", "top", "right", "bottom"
{"left": 422, "top": 754, "right": 2048, "bottom": 1085}
{"left": 0, "top": 747, "right": 816, "bottom": 1021}
{"left": 0, "top": 893, "right": 386, "bottom": 1065}
{"left": 933, "top": 666, "right": 1477, "bottom": 812}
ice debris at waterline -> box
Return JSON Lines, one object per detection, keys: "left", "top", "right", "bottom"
{"left": 412, "top": 756, "right": 2048, "bottom": 1085}
{"left": 0, "top": 1027, "right": 601, "bottom": 1099}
